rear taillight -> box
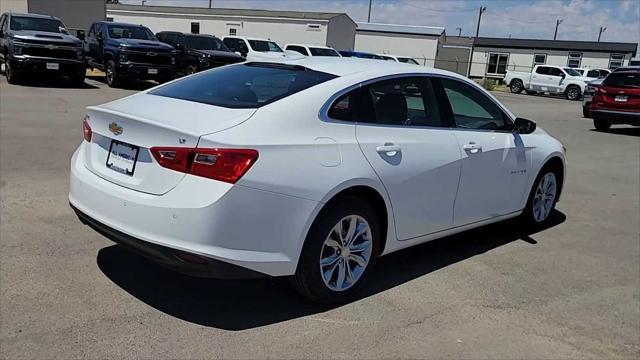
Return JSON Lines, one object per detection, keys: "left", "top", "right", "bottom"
{"left": 150, "top": 147, "right": 258, "bottom": 184}
{"left": 82, "top": 115, "right": 92, "bottom": 142}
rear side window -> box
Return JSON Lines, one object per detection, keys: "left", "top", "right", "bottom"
{"left": 150, "top": 63, "right": 337, "bottom": 108}
{"left": 287, "top": 45, "right": 309, "bottom": 56}
{"left": 535, "top": 66, "right": 549, "bottom": 75}
{"left": 603, "top": 72, "right": 640, "bottom": 88}
{"left": 309, "top": 47, "right": 340, "bottom": 57}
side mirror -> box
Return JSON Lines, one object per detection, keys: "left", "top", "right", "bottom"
{"left": 513, "top": 117, "right": 536, "bottom": 134}
{"left": 235, "top": 51, "right": 243, "bottom": 57}
{"left": 97, "top": 31, "right": 103, "bottom": 42}
{"left": 76, "top": 30, "right": 85, "bottom": 41}
{"left": 560, "top": 73, "right": 566, "bottom": 78}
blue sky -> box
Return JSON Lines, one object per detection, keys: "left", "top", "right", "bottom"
{"left": 120, "top": 0, "right": 640, "bottom": 45}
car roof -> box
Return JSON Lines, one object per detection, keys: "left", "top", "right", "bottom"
{"left": 225, "top": 36, "right": 274, "bottom": 42}
{"left": 96, "top": 21, "right": 148, "bottom": 27}
{"left": 286, "top": 44, "right": 335, "bottom": 49}
{"left": 7, "top": 12, "right": 60, "bottom": 20}
{"left": 612, "top": 66, "right": 640, "bottom": 73}
{"left": 268, "top": 56, "right": 455, "bottom": 78}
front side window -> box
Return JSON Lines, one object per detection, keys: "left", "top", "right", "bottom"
{"left": 487, "top": 53, "right": 509, "bottom": 75}
{"left": 248, "top": 40, "right": 283, "bottom": 53}
{"left": 287, "top": 46, "right": 309, "bottom": 56}
{"left": 362, "top": 77, "right": 443, "bottom": 127}
{"left": 185, "top": 36, "right": 228, "bottom": 51}
{"left": 107, "top": 25, "right": 155, "bottom": 40}
{"left": 436, "top": 78, "right": 509, "bottom": 131}
{"left": 398, "top": 58, "right": 419, "bottom": 65}
{"left": 563, "top": 68, "right": 581, "bottom": 76}
{"left": 309, "top": 47, "right": 340, "bottom": 57}
{"left": 549, "top": 68, "right": 564, "bottom": 77}
{"left": 567, "top": 52, "right": 582, "bottom": 68}
{"left": 587, "top": 70, "right": 600, "bottom": 78}
{"left": 150, "top": 63, "right": 336, "bottom": 109}
{"left": 10, "top": 16, "right": 66, "bottom": 33}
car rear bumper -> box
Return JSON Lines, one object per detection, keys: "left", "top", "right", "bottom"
{"left": 69, "top": 144, "right": 319, "bottom": 277}
{"left": 591, "top": 109, "right": 640, "bottom": 125}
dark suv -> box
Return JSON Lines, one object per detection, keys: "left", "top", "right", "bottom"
{"left": 0, "top": 12, "right": 86, "bottom": 85}
{"left": 156, "top": 31, "right": 244, "bottom": 76}
{"left": 84, "top": 21, "right": 176, "bottom": 87}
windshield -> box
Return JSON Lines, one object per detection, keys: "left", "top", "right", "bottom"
{"left": 248, "top": 40, "right": 283, "bottom": 53}
{"left": 564, "top": 68, "right": 582, "bottom": 76}
{"left": 186, "top": 36, "right": 228, "bottom": 51}
{"left": 10, "top": 16, "right": 66, "bottom": 33}
{"left": 150, "top": 63, "right": 337, "bottom": 108}
{"left": 380, "top": 55, "right": 396, "bottom": 61}
{"left": 603, "top": 72, "right": 640, "bottom": 88}
{"left": 398, "top": 58, "right": 419, "bottom": 65}
{"left": 107, "top": 25, "right": 156, "bottom": 40}
{"left": 309, "top": 47, "right": 340, "bottom": 57}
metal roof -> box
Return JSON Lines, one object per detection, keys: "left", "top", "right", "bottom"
{"left": 356, "top": 22, "right": 445, "bottom": 37}
{"left": 107, "top": 3, "right": 347, "bottom": 21}
{"left": 475, "top": 37, "right": 637, "bottom": 56}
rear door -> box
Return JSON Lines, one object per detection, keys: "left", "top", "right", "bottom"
{"left": 530, "top": 66, "right": 549, "bottom": 91}
{"left": 433, "top": 77, "right": 530, "bottom": 226}
{"left": 352, "top": 76, "right": 462, "bottom": 240}
{"left": 547, "top": 67, "right": 565, "bottom": 93}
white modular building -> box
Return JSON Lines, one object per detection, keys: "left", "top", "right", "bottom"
{"left": 106, "top": 3, "right": 356, "bottom": 51}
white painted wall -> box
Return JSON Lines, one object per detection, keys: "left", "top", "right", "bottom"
{"left": 471, "top": 46, "right": 634, "bottom": 78}
{"left": 0, "top": 0, "right": 27, "bottom": 14}
{"left": 355, "top": 31, "right": 440, "bottom": 67}
{"left": 107, "top": 11, "right": 329, "bottom": 46}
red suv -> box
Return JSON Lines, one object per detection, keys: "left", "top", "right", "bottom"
{"left": 590, "top": 67, "right": 640, "bottom": 131}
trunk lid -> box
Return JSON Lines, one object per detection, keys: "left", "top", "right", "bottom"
{"left": 83, "top": 93, "right": 256, "bottom": 195}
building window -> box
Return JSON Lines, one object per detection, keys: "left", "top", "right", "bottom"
{"left": 609, "top": 54, "right": 625, "bottom": 69}
{"left": 567, "top": 52, "right": 582, "bottom": 68}
{"left": 533, "top": 53, "right": 547, "bottom": 65}
{"left": 190, "top": 22, "right": 200, "bottom": 34}
{"left": 228, "top": 28, "right": 237, "bottom": 36}
{"left": 106, "top": 17, "right": 114, "bottom": 22}
{"left": 486, "top": 53, "right": 509, "bottom": 75}
{"left": 307, "top": 24, "right": 321, "bottom": 31}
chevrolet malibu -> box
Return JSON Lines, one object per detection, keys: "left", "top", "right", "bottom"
{"left": 69, "top": 58, "right": 566, "bottom": 303}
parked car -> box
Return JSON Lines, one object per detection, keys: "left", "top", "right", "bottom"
{"left": 0, "top": 12, "right": 86, "bottom": 85}
{"left": 505, "top": 65, "right": 590, "bottom": 100}
{"left": 377, "top": 54, "right": 420, "bottom": 65}
{"left": 284, "top": 43, "right": 341, "bottom": 57}
{"left": 338, "top": 50, "right": 385, "bottom": 60}
{"left": 222, "top": 36, "right": 286, "bottom": 61}
{"left": 590, "top": 67, "right": 640, "bottom": 130}
{"left": 70, "top": 58, "right": 566, "bottom": 304}
{"left": 84, "top": 21, "right": 177, "bottom": 87}
{"left": 574, "top": 68, "right": 610, "bottom": 79}
{"left": 156, "top": 31, "right": 244, "bottom": 76}
{"left": 582, "top": 78, "right": 604, "bottom": 118}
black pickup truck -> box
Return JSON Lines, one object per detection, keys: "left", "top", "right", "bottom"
{"left": 0, "top": 12, "right": 86, "bottom": 85}
{"left": 156, "top": 31, "right": 244, "bottom": 76}
{"left": 84, "top": 21, "right": 177, "bottom": 87}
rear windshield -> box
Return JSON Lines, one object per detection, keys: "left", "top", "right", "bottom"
{"left": 149, "top": 63, "right": 337, "bottom": 108}
{"left": 603, "top": 72, "right": 640, "bottom": 88}
{"left": 309, "top": 47, "right": 340, "bottom": 57}
{"left": 399, "top": 58, "right": 419, "bottom": 65}
{"left": 10, "top": 16, "right": 66, "bottom": 33}
{"left": 248, "top": 40, "right": 283, "bottom": 53}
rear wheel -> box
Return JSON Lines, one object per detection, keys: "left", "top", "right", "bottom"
{"left": 186, "top": 65, "right": 197, "bottom": 75}
{"left": 565, "top": 85, "right": 581, "bottom": 100}
{"left": 594, "top": 118, "right": 611, "bottom": 131}
{"left": 292, "top": 197, "right": 380, "bottom": 304}
{"left": 105, "top": 60, "right": 120, "bottom": 88}
{"left": 510, "top": 79, "right": 524, "bottom": 94}
{"left": 521, "top": 167, "right": 560, "bottom": 226}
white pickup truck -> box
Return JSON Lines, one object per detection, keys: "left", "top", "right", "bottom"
{"left": 505, "top": 65, "right": 591, "bottom": 100}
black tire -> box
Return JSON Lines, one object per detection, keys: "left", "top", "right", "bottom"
{"left": 291, "top": 196, "right": 380, "bottom": 304}
{"left": 582, "top": 105, "right": 590, "bottom": 118}
{"left": 565, "top": 85, "right": 581, "bottom": 100}
{"left": 525, "top": 90, "right": 535, "bottom": 95}
{"left": 105, "top": 60, "right": 120, "bottom": 88}
{"left": 593, "top": 118, "right": 611, "bottom": 131}
{"left": 70, "top": 72, "right": 86, "bottom": 87}
{"left": 186, "top": 65, "right": 197, "bottom": 75}
{"left": 5, "top": 60, "right": 21, "bottom": 84}
{"left": 510, "top": 79, "right": 524, "bottom": 94}
{"left": 521, "top": 166, "right": 561, "bottom": 226}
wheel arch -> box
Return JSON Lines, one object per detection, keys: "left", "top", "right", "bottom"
{"left": 509, "top": 77, "right": 523, "bottom": 86}
{"left": 538, "top": 154, "right": 566, "bottom": 201}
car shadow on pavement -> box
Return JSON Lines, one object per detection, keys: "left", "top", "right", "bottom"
{"left": 97, "top": 210, "right": 566, "bottom": 331}
{"left": 4, "top": 76, "right": 99, "bottom": 89}
{"left": 88, "top": 75, "right": 158, "bottom": 91}
{"left": 589, "top": 128, "right": 640, "bottom": 137}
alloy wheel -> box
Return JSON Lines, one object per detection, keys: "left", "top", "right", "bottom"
{"left": 532, "top": 173, "right": 557, "bottom": 222}
{"left": 319, "top": 215, "right": 373, "bottom": 291}
{"left": 106, "top": 63, "right": 114, "bottom": 85}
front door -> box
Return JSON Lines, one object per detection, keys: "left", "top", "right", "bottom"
{"left": 353, "top": 76, "right": 462, "bottom": 240}
{"left": 434, "top": 77, "right": 530, "bottom": 226}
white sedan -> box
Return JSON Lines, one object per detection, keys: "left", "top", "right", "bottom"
{"left": 69, "top": 58, "right": 566, "bottom": 303}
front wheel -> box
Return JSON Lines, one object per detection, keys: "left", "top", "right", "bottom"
{"left": 292, "top": 197, "right": 380, "bottom": 304}
{"left": 521, "top": 169, "right": 560, "bottom": 225}
{"left": 105, "top": 60, "right": 120, "bottom": 88}
{"left": 186, "top": 65, "right": 197, "bottom": 75}
{"left": 594, "top": 118, "right": 611, "bottom": 131}
{"left": 510, "top": 79, "right": 524, "bottom": 94}
{"left": 5, "top": 60, "right": 22, "bottom": 84}
{"left": 565, "top": 85, "right": 581, "bottom": 100}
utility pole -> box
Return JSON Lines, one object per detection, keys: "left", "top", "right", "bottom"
{"left": 456, "top": 27, "right": 462, "bottom": 36}
{"left": 209, "top": 0, "right": 213, "bottom": 8}
{"left": 598, "top": 26, "right": 607, "bottom": 42}
{"left": 554, "top": 19, "right": 563, "bottom": 40}
{"left": 475, "top": 6, "right": 487, "bottom": 37}
{"left": 367, "top": 0, "right": 373, "bottom": 23}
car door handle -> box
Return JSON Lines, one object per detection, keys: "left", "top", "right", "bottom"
{"left": 376, "top": 143, "right": 401, "bottom": 156}
{"left": 463, "top": 142, "right": 482, "bottom": 153}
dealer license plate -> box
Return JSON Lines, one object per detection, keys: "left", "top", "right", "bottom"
{"left": 46, "top": 63, "right": 59, "bottom": 70}
{"left": 615, "top": 95, "right": 628, "bottom": 102}
{"left": 148, "top": 68, "right": 158, "bottom": 75}
{"left": 106, "top": 141, "right": 139, "bottom": 176}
